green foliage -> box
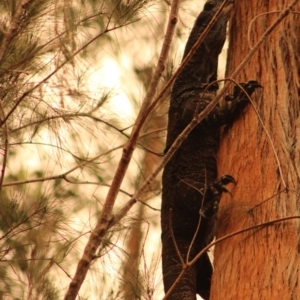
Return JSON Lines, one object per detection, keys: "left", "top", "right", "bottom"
{"left": 0, "top": 189, "right": 71, "bottom": 298}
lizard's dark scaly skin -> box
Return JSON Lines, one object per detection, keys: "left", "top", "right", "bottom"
{"left": 161, "top": 1, "right": 261, "bottom": 299}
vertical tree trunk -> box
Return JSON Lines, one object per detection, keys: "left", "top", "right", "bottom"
{"left": 212, "top": 0, "right": 300, "bottom": 298}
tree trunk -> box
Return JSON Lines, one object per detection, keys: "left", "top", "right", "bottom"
{"left": 212, "top": 0, "right": 300, "bottom": 298}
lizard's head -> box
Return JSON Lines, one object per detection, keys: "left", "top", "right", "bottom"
{"left": 197, "top": 0, "right": 234, "bottom": 27}
{"left": 192, "top": 0, "right": 233, "bottom": 53}
{"left": 203, "top": 0, "right": 234, "bottom": 12}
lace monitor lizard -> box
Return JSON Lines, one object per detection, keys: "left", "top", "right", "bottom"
{"left": 161, "top": 1, "right": 261, "bottom": 299}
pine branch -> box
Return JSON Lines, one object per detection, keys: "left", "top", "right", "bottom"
{"left": 2, "top": 145, "right": 123, "bottom": 187}
{"left": 0, "top": 19, "right": 139, "bottom": 128}
{"left": 0, "top": 100, "right": 8, "bottom": 192}
{"left": 0, "top": 0, "right": 33, "bottom": 65}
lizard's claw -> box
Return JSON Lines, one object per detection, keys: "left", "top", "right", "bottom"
{"left": 200, "top": 174, "right": 236, "bottom": 218}
{"left": 225, "top": 80, "right": 262, "bottom": 102}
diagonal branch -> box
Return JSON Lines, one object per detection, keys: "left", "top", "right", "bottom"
{"left": 63, "top": 0, "right": 181, "bottom": 298}
{"left": 0, "top": 100, "right": 8, "bottom": 193}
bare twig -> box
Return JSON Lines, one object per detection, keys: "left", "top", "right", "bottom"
{"left": 6, "top": 141, "right": 84, "bottom": 161}
{"left": 139, "top": 127, "right": 166, "bottom": 139}
{"left": 249, "top": 188, "right": 287, "bottom": 211}
{"left": 137, "top": 200, "right": 160, "bottom": 212}
{"left": 0, "top": 100, "right": 8, "bottom": 192}
{"left": 247, "top": 10, "right": 300, "bottom": 49}
{"left": 10, "top": 113, "right": 162, "bottom": 156}
{"left": 183, "top": 172, "right": 206, "bottom": 263}
{"left": 221, "top": 78, "right": 286, "bottom": 188}
{"left": 55, "top": 261, "right": 73, "bottom": 279}
{"left": 169, "top": 208, "right": 184, "bottom": 265}
{"left": 174, "top": 170, "right": 232, "bottom": 270}
{"left": 96, "top": 183, "right": 160, "bottom": 211}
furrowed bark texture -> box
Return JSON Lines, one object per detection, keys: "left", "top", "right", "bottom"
{"left": 212, "top": 0, "right": 300, "bottom": 299}
{"left": 161, "top": 1, "right": 234, "bottom": 299}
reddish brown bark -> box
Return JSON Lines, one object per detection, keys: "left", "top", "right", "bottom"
{"left": 212, "top": 0, "right": 300, "bottom": 299}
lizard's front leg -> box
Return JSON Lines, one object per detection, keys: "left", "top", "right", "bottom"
{"left": 200, "top": 174, "right": 236, "bottom": 219}
{"left": 210, "top": 80, "right": 262, "bottom": 125}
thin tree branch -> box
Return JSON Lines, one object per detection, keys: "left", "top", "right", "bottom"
{"left": 169, "top": 208, "right": 184, "bottom": 265}
{"left": 6, "top": 141, "right": 83, "bottom": 161}
{"left": 9, "top": 113, "right": 125, "bottom": 135}
{"left": 242, "top": 85, "right": 286, "bottom": 187}
{"left": 0, "top": 100, "right": 8, "bottom": 192}
{"left": 186, "top": 171, "right": 206, "bottom": 263}
{"left": 247, "top": 10, "right": 300, "bottom": 49}
{"left": 97, "top": 183, "right": 160, "bottom": 211}
{"left": 249, "top": 188, "right": 287, "bottom": 211}
{"left": 2, "top": 145, "right": 123, "bottom": 187}
{"left": 63, "top": 0, "right": 181, "bottom": 298}
{"left": 221, "top": 78, "right": 285, "bottom": 187}
{"left": 139, "top": 127, "right": 166, "bottom": 139}
{"left": 9, "top": 113, "right": 163, "bottom": 156}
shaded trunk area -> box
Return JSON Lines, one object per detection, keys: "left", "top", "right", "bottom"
{"left": 212, "top": 0, "right": 300, "bottom": 298}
